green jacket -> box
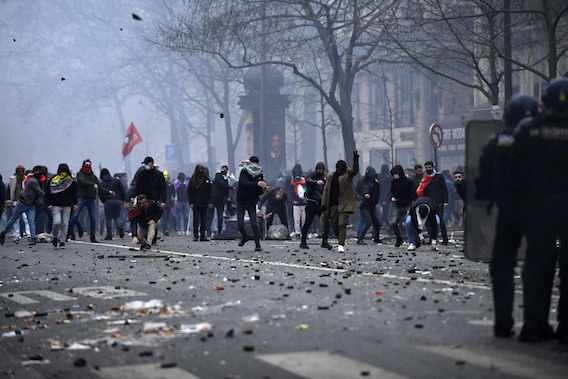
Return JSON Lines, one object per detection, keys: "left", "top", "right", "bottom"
{"left": 322, "top": 157, "right": 359, "bottom": 213}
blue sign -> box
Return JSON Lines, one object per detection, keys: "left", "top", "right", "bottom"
{"left": 165, "top": 144, "right": 176, "bottom": 161}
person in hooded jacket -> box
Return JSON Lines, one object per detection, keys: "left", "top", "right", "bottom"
{"left": 416, "top": 161, "right": 448, "bottom": 244}
{"left": 289, "top": 163, "right": 306, "bottom": 238}
{"left": 99, "top": 168, "right": 126, "bottom": 240}
{"left": 0, "top": 174, "right": 5, "bottom": 223}
{"left": 187, "top": 164, "right": 212, "bottom": 242}
{"left": 210, "top": 165, "right": 231, "bottom": 235}
{"left": 0, "top": 166, "right": 45, "bottom": 245}
{"left": 68, "top": 159, "right": 110, "bottom": 243}
{"left": 390, "top": 165, "right": 415, "bottom": 247}
{"left": 300, "top": 162, "right": 326, "bottom": 249}
{"left": 259, "top": 186, "right": 288, "bottom": 231}
{"left": 404, "top": 197, "right": 439, "bottom": 252}
{"left": 34, "top": 165, "right": 51, "bottom": 235}
{"left": 236, "top": 156, "right": 267, "bottom": 251}
{"left": 355, "top": 166, "right": 381, "bottom": 245}
{"left": 46, "top": 163, "right": 76, "bottom": 248}
{"left": 321, "top": 150, "right": 359, "bottom": 253}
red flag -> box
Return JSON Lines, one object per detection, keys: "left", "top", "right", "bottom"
{"left": 122, "top": 122, "right": 143, "bottom": 157}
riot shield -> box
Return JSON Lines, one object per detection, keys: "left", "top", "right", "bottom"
{"left": 464, "top": 119, "right": 527, "bottom": 262}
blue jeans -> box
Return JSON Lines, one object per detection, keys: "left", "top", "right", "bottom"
{"left": 69, "top": 198, "right": 97, "bottom": 236}
{"left": 175, "top": 202, "right": 189, "bottom": 232}
{"left": 2, "top": 203, "right": 36, "bottom": 240}
{"left": 404, "top": 214, "right": 440, "bottom": 245}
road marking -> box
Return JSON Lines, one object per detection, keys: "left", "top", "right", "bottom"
{"left": 71, "top": 240, "right": 495, "bottom": 292}
{"left": 71, "top": 286, "right": 146, "bottom": 299}
{"left": 0, "top": 290, "right": 76, "bottom": 305}
{"left": 468, "top": 319, "right": 557, "bottom": 328}
{"left": 256, "top": 351, "right": 407, "bottom": 379}
{"left": 417, "top": 345, "right": 568, "bottom": 379}
{"left": 97, "top": 363, "right": 201, "bottom": 379}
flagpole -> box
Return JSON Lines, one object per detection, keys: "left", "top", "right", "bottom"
{"left": 114, "top": 93, "right": 132, "bottom": 180}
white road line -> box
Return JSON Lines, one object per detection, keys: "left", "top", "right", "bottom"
{"left": 71, "top": 241, "right": 495, "bottom": 291}
{"left": 467, "top": 319, "right": 558, "bottom": 328}
{"left": 71, "top": 286, "right": 146, "bottom": 299}
{"left": 0, "top": 290, "right": 76, "bottom": 305}
{"left": 256, "top": 351, "right": 408, "bottom": 379}
{"left": 97, "top": 363, "right": 201, "bottom": 379}
{"left": 417, "top": 345, "right": 568, "bottom": 379}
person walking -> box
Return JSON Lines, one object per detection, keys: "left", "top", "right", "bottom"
{"left": 416, "top": 161, "right": 448, "bottom": 244}
{"left": 99, "top": 168, "right": 126, "bottom": 240}
{"left": 68, "top": 159, "right": 108, "bottom": 243}
{"left": 321, "top": 150, "right": 359, "bottom": 252}
{"left": 378, "top": 164, "right": 392, "bottom": 226}
{"left": 236, "top": 157, "right": 267, "bottom": 251}
{"left": 300, "top": 162, "right": 326, "bottom": 249}
{"left": 390, "top": 165, "right": 415, "bottom": 247}
{"left": 289, "top": 164, "right": 306, "bottom": 238}
{"left": 188, "top": 164, "right": 212, "bottom": 242}
{"left": 355, "top": 166, "right": 381, "bottom": 245}
{"left": 0, "top": 166, "right": 45, "bottom": 245}
{"left": 211, "top": 165, "right": 230, "bottom": 236}
{"left": 6, "top": 165, "right": 27, "bottom": 239}
{"left": 46, "top": 164, "right": 76, "bottom": 248}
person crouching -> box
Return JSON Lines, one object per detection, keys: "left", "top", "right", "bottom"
{"left": 128, "top": 195, "right": 163, "bottom": 251}
{"left": 404, "top": 197, "right": 439, "bottom": 251}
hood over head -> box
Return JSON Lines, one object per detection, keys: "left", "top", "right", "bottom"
{"left": 364, "top": 166, "right": 377, "bottom": 180}
{"left": 390, "top": 165, "right": 406, "bottom": 178}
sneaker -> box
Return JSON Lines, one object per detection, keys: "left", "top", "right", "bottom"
{"left": 407, "top": 243, "right": 416, "bottom": 251}
{"left": 118, "top": 228, "right": 125, "bottom": 238}
{"left": 238, "top": 237, "right": 249, "bottom": 247}
{"left": 58, "top": 241, "right": 66, "bottom": 248}
{"left": 394, "top": 239, "right": 403, "bottom": 248}
{"left": 337, "top": 245, "right": 345, "bottom": 253}
{"left": 132, "top": 237, "right": 139, "bottom": 244}
{"left": 140, "top": 242, "right": 152, "bottom": 251}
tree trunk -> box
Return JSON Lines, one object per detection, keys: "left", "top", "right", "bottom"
{"left": 319, "top": 95, "right": 329, "bottom": 169}
{"left": 543, "top": 0, "right": 558, "bottom": 79}
{"left": 338, "top": 78, "right": 356, "bottom": 165}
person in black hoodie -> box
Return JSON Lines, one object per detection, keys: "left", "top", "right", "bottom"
{"left": 46, "top": 164, "right": 77, "bottom": 248}
{"left": 0, "top": 174, "right": 5, "bottom": 223}
{"left": 99, "top": 168, "right": 126, "bottom": 240}
{"left": 68, "top": 159, "right": 109, "bottom": 243}
{"left": 300, "top": 162, "right": 326, "bottom": 249}
{"left": 416, "top": 161, "right": 449, "bottom": 244}
{"left": 236, "top": 156, "right": 267, "bottom": 251}
{"left": 378, "top": 164, "right": 392, "bottom": 226}
{"left": 187, "top": 164, "right": 212, "bottom": 242}
{"left": 355, "top": 166, "right": 381, "bottom": 245}
{"left": 210, "top": 165, "right": 230, "bottom": 235}
{"left": 390, "top": 165, "right": 415, "bottom": 247}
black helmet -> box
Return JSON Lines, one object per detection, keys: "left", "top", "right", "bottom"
{"left": 541, "top": 78, "right": 568, "bottom": 116}
{"left": 503, "top": 95, "right": 539, "bottom": 128}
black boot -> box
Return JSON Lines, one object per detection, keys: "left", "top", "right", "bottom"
{"left": 321, "top": 239, "right": 332, "bottom": 250}
{"left": 68, "top": 231, "right": 76, "bottom": 241}
{"left": 300, "top": 236, "right": 309, "bottom": 249}
{"left": 238, "top": 236, "right": 249, "bottom": 247}
{"left": 254, "top": 240, "right": 262, "bottom": 252}
{"left": 90, "top": 234, "right": 98, "bottom": 243}
{"left": 118, "top": 228, "right": 125, "bottom": 238}
{"left": 52, "top": 237, "right": 59, "bottom": 248}
{"left": 104, "top": 235, "right": 112, "bottom": 241}
{"left": 0, "top": 231, "right": 5, "bottom": 245}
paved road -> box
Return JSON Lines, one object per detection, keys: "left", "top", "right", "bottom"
{"left": 0, "top": 236, "right": 566, "bottom": 378}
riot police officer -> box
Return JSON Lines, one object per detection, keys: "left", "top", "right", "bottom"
{"left": 513, "top": 78, "right": 568, "bottom": 343}
{"left": 477, "top": 95, "right": 539, "bottom": 338}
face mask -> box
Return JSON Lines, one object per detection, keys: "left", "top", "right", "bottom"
{"left": 393, "top": 174, "right": 400, "bottom": 179}
{"left": 145, "top": 164, "right": 152, "bottom": 170}
{"left": 294, "top": 176, "right": 301, "bottom": 181}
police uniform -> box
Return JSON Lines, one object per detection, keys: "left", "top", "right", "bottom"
{"left": 513, "top": 81, "right": 568, "bottom": 342}
{"left": 477, "top": 95, "right": 538, "bottom": 338}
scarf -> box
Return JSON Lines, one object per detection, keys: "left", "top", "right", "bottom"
{"left": 416, "top": 174, "right": 434, "bottom": 198}
{"left": 238, "top": 161, "right": 263, "bottom": 178}
{"left": 50, "top": 173, "right": 73, "bottom": 194}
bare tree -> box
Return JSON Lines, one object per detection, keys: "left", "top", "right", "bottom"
{"left": 162, "top": 0, "right": 403, "bottom": 164}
